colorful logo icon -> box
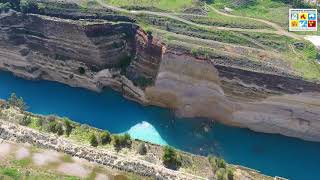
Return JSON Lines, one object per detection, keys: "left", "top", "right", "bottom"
{"left": 290, "top": 20, "right": 299, "bottom": 27}
{"left": 308, "top": 13, "right": 316, "bottom": 20}
{"left": 289, "top": 9, "right": 317, "bottom": 31}
{"left": 291, "top": 13, "right": 298, "bottom": 20}
{"left": 299, "top": 20, "right": 308, "bottom": 27}
{"left": 308, "top": 20, "right": 317, "bottom": 27}
{"left": 299, "top": 13, "right": 308, "bottom": 20}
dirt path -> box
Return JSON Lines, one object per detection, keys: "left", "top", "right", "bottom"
{"left": 205, "top": 5, "right": 303, "bottom": 40}
{"left": 95, "top": 0, "right": 303, "bottom": 39}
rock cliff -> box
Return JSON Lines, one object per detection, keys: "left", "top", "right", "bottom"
{"left": 0, "top": 8, "right": 320, "bottom": 143}
{"left": 0, "top": 10, "right": 160, "bottom": 102}
{"left": 147, "top": 49, "right": 320, "bottom": 142}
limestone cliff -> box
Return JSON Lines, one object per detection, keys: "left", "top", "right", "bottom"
{"left": 0, "top": 10, "right": 161, "bottom": 102}
{"left": 1, "top": 9, "right": 320, "bottom": 143}
{"left": 146, "top": 49, "right": 320, "bottom": 142}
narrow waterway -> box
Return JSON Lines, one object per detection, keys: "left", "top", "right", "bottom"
{"left": 0, "top": 71, "right": 319, "bottom": 180}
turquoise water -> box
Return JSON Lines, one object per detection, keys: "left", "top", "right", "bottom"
{"left": 0, "top": 71, "right": 319, "bottom": 180}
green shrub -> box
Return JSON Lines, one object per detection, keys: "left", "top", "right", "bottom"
{"left": 123, "top": 133, "right": 131, "bottom": 143}
{"left": 78, "top": 67, "right": 86, "bottom": 75}
{"left": 89, "top": 134, "right": 98, "bottom": 147}
{"left": 20, "top": 0, "right": 42, "bottom": 13}
{"left": 35, "top": 117, "right": 45, "bottom": 127}
{"left": 8, "top": 93, "right": 27, "bottom": 111}
{"left": 191, "top": 48, "right": 199, "bottom": 57}
{"left": 19, "top": 115, "right": 32, "bottom": 126}
{"left": 112, "top": 134, "right": 121, "bottom": 149}
{"left": 46, "top": 121, "right": 57, "bottom": 133}
{"left": 1, "top": 0, "right": 19, "bottom": 11}
{"left": 0, "top": 2, "right": 11, "bottom": 12}
{"left": 137, "top": 142, "right": 147, "bottom": 155}
{"left": 208, "top": 156, "right": 226, "bottom": 171}
{"left": 64, "top": 119, "right": 73, "bottom": 137}
{"left": 112, "top": 133, "right": 132, "bottom": 150}
{"left": 100, "top": 131, "right": 111, "bottom": 145}
{"left": 216, "top": 168, "right": 227, "bottom": 180}
{"left": 215, "top": 167, "right": 234, "bottom": 180}
{"left": 162, "top": 146, "right": 181, "bottom": 169}
{"left": 208, "top": 156, "right": 234, "bottom": 180}
{"left": 56, "top": 123, "right": 64, "bottom": 136}
{"left": 226, "top": 167, "right": 234, "bottom": 180}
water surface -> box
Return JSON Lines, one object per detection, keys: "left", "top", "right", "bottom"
{"left": 0, "top": 71, "right": 319, "bottom": 180}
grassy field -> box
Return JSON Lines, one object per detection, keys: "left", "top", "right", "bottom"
{"left": 211, "top": 0, "right": 290, "bottom": 27}
{"left": 104, "top": 0, "right": 196, "bottom": 11}
{"left": 0, "top": 160, "right": 78, "bottom": 180}
{"left": 178, "top": 10, "right": 274, "bottom": 30}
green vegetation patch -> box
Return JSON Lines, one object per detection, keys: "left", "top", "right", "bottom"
{"left": 211, "top": 0, "right": 290, "bottom": 27}
{"left": 211, "top": 0, "right": 319, "bottom": 35}
{"left": 180, "top": 10, "right": 274, "bottom": 30}
{"left": 11, "top": 158, "right": 32, "bottom": 167}
{"left": 104, "top": 0, "right": 195, "bottom": 12}
{"left": 208, "top": 156, "right": 234, "bottom": 180}
{"left": 290, "top": 43, "right": 320, "bottom": 81}
{"left": 0, "top": 167, "right": 21, "bottom": 179}
{"left": 136, "top": 14, "right": 259, "bottom": 47}
{"left": 162, "top": 146, "right": 181, "bottom": 170}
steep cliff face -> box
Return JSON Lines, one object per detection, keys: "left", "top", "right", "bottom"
{"left": 0, "top": 11, "right": 162, "bottom": 102}
{"left": 127, "top": 29, "right": 164, "bottom": 87}
{"left": 146, "top": 48, "right": 320, "bottom": 142}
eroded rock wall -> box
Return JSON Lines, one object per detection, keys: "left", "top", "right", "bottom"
{"left": 0, "top": 11, "right": 162, "bottom": 102}
{"left": 147, "top": 49, "right": 320, "bottom": 142}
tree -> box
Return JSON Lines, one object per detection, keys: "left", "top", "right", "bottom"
{"left": 0, "top": 2, "right": 11, "bottom": 13}
{"left": 46, "top": 121, "right": 57, "bottom": 133}
{"left": 216, "top": 168, "right": 227, "bottom": 180}
{"left": 112, "top": 133, "right": 132, "bottom": 150}
{"left": 100, "top": 131, "right": 111, "bottom": 145}
{"left": 55, "top": 123, "right": 64, "bottom": 136}
{"left": 8, "top": 93, "right": 27, "bottom": 111}
{"left": 137, "top": 142, "right": 147, "bottom": 155}
{"left": 20, "top": 0, "right": 40, "bottom": 13}
{"left": 89, "top": 134, "right": 98, "bottom": 147}
{"left": 208, "top": 156, "right": 226, "bottom": 172}
{"left": 64, "top": 119, "right": 73, "bottom": 137}
{"left": 123, "top": 133, "right": 131, "bottom": 145}
{"left": 112, "top": 134, "right": 121, "bottom": 150}
{"left": 162, "top": 146, "right": 181, "bottom": 169}
{"left": 208, "top": 156, "right": 233, "bottom": 180}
